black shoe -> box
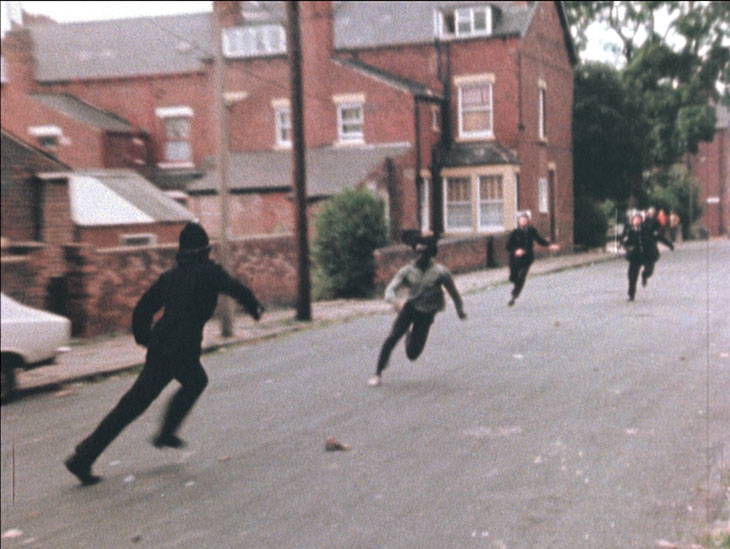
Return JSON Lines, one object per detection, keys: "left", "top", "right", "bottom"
{"left": 628, "top": 294, "right": 635, "bottom": 302}
{"left": 641, "top": 275, "right": 647, "bottom": 287}
{"left": 152, "top": 434, "right": 187, "bottom": 449}
{"left": 64, "top": 454, "right": 102, "bottom": 486}
{"left": 508, "top": 298, "right": 515, "bottom": 306}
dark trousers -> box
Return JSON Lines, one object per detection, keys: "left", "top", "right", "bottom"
{"left": 74, "top": 349, "right": 208, "bottom": 467}
{"left": 376, "top": 302, "right": 435, "bottom": 375}
{"left": 509, "top": 258, "right": 533, "bottom": 299}
{"left": 627, "top": 259, "right": 655, "bottom": 298}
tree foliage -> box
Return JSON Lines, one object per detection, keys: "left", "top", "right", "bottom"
{"left": 313, "top": 188, "right": 389, "bottom": 298}
{"left": 567, "top": 0, "right": 727, "bottom": 224}
{"left": 573, "top": 62, "right": 646, "bottom": 204}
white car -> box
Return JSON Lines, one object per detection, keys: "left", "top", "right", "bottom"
{"left": 1, "top": 293, "right": 71, "bottom": 402}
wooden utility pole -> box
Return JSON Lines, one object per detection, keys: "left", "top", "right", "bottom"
{"left": 213, "top": 8, "right": 234, "bottom": 336}
{"left": 286, "top": 1, "right": 311, "bottom": 321}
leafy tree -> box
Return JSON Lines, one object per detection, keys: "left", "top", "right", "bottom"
{"left": 574, "top": 195, "right": 609, "bottom": 248}
{"left": 313, "top": 188, "right": 389, "bottom": 298}
{"left": 566, "top": 0, "right": 728, "bottom": 213}
{"left": 573, "top": 62, "right": 646, "bottom": 204}
{"left": 642, "top": 164, "right": 702, "bottom": 238}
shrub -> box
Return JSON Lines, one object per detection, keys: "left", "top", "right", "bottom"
{"left": 313, "top": 188, "right": 389, "bottom": 298}
{"left": 574, "top": 195, "right": 609, "bottom": 249}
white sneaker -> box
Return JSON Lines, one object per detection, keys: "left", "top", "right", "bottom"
{"left": 368, "top": 375, "right": 382, "bottom": 387}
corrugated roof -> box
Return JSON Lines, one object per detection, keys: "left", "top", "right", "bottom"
{"left": 68, "top": 169, "right": 195, "bottom": 226}
{"left": 30, "top": 13, "right": 213, "bottom": 82}
{"left": 31, "top": 94, "right": 134, "bottom": 132}
{"left": 334, "top": 1, "right": 532, "bottom": 50}
{"left": 187, "top": 143, "right": 412, "bottom": 197}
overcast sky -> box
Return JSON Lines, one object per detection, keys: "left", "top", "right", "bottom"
{"left": 1, "top": 1, "right": 617, "bottom": 64}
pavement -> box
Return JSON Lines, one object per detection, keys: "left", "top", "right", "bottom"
{"left": 14, "top": 247, "right": 620, "bottom": 395}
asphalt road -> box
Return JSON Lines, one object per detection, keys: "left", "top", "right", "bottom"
{"left": 2, "top": 241, "right": 729, "bottom": 548}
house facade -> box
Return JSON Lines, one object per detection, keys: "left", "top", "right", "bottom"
{"left": 690, "top": 103, "right": 729, "bottom": 237}
{"left": 1, "top": 1, "right": 576, "bottom": 246}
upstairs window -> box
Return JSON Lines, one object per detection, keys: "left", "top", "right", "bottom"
{"left": 538, "top": 85, "right": 547, "bottom": 140}
{"left": 439, "top": 6, "right": 492, "bottom": 39}
{"left": 156, "top": 106, "right": 193, "bottom": 167}
{"left": 275, "top": 107, "right": 292, "bottom": 148}
{"left": 223, "top": 25, "right": 286, "bottom": 58}
{"left": 337, "top": 103, "right": 364, "bottom": 143}
{"left": 458, "top": 81, "right": 493, "bottom": 139}
{"left": 1, "top": 56, "right": 7, "bottom": 85}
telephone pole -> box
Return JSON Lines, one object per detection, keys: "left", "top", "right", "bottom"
{"left": 213, "top": 6, "right": 234, "bottom": 336}
{"left": 286, "top": 1, "right": 311, "bottom": 321}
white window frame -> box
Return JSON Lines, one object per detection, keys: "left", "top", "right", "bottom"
{"left": 418, "top": 174, "right": 431, "bottom": 232}
{"left": 438, "top": 6, "right": 492, "bottom": 39}
{"left": 29, "top": 125, "right": 62, "bottom": 153}
{"left": 274, "top": 106, "right": 292, "bottom": 148}
{"left": 477, "top": 174, "right": 505, "bottom": 231}
{"left": 443, "top": 176, "right": 473, "bottom": 232}
{"left": 457, "top": 80, "right": 494, "bottom": 140}
{"left": 431, "top": 105, "right": 440, "bottom": 132}
{"left": 222, "top": 25, "right": 287, "bottom": 58}
{"left": 538, "top": 177, "right": 549, "bottom": 214}
{"left": 538, "top": 82, "right": 547, "bottom": 141}
{"left": 120, "top": 233, "right": 157, "bottom": 247}
{"left": 336, "top": 102, "right": 364, "bottom": 144}
{"left": 1, "top": 56, "right": 7, "bottom": 84}
{"left": 156, "top": 106, "right": 194, "bottom": 168}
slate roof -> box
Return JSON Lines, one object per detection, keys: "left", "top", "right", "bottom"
{"left": 27, "top": 2, "right": 576, "bottom": 82}
{"left": 1, "top": 130, "right": 70, "bottom": 208}
{"left": 30, "top": 94, "right": 135, "bottom": 132}
{"left": 29, "top": 13, "right": 213, "bottom": 82}
{"left": 441, "top": 141, "right": 519, "bottom": 167}
{"left": 333, "top": 57, "right": 442, "bottom": 99}
{"left": 334, "top": 1, "right": 534, "bottom": 50}
{"left": 187, "top": 143, "right": 412, "bottom": 198}
{"left": 61, "top": 170, "right": 196, "bottom": 226}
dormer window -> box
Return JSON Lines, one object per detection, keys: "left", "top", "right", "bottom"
{"left": 223, "top": 25, "right": 286, "bottom": 58}
{"left": 438, "top": 6, "right": 492, "bottom": 39}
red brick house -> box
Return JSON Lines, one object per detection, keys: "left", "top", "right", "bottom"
{"left": 690, "top": 103, "right": 729, "bottom": 237}
{"left": 2, "top": 1, "right": 577, "bottom": 246}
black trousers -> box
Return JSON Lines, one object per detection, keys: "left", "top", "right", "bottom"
{"left": 509, "top": 258, "right": 533, "bottom": 299}
{"left": 376, "top": 302, "right": 436, "bottom": 375}
{"left": 74, "top": 348, "right": 208, "bottom": 467}
{"left": 627, "top": 259, "right": 655, "bottom": 298}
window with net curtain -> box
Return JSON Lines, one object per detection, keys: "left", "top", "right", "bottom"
{"left": 479, "top": 175, "right": 504, "bottom": 229}
{"left": 164, "top": 117, "right": 192, "bottom": 163}
{"left": 445, "top": 177, "right": 472, "bottom": 229}
{"left": 459, "top": 82, "right": 493, "bottom": 138}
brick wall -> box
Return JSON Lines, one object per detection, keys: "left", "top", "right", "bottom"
{"left": 0, "top": 245, "right": 46, "bottom": 309}
{"left": 61, "top": 234, "right": 298, "bottom": 337}
{"left": 373, "top": 232, "right": 510, "bottom": 292}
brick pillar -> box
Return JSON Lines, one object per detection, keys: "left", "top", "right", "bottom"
{"left": 63, "top": 244, "right": 97, "bottom": 337}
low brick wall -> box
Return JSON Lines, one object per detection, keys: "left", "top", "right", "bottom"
{"left": 1, "top": 244, "right": 49, "bottom": 309}
{"left": 373, "top": 232, "right": 510, "bottom": 291}
{"left": 62, "top": 234, "right": 299, "bottom": 338}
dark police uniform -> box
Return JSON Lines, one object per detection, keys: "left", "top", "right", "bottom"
{"left": 506, "top": 225, "right": 550, "bottom": 304}
{"left": 65, "top": 223, "right": 263, "bottom": 484}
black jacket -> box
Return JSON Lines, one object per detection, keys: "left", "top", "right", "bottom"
{"left": 643, "top": 217, "right": 674, "bottom": 257}
{"left": 506, "top": 226, "right": 550, "bottom": 264}
{"left": 621, "top": 224, "right": 653, "bottom": 262}
{"left": 132, "top": 255, "right": 262, "bottom": 356}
